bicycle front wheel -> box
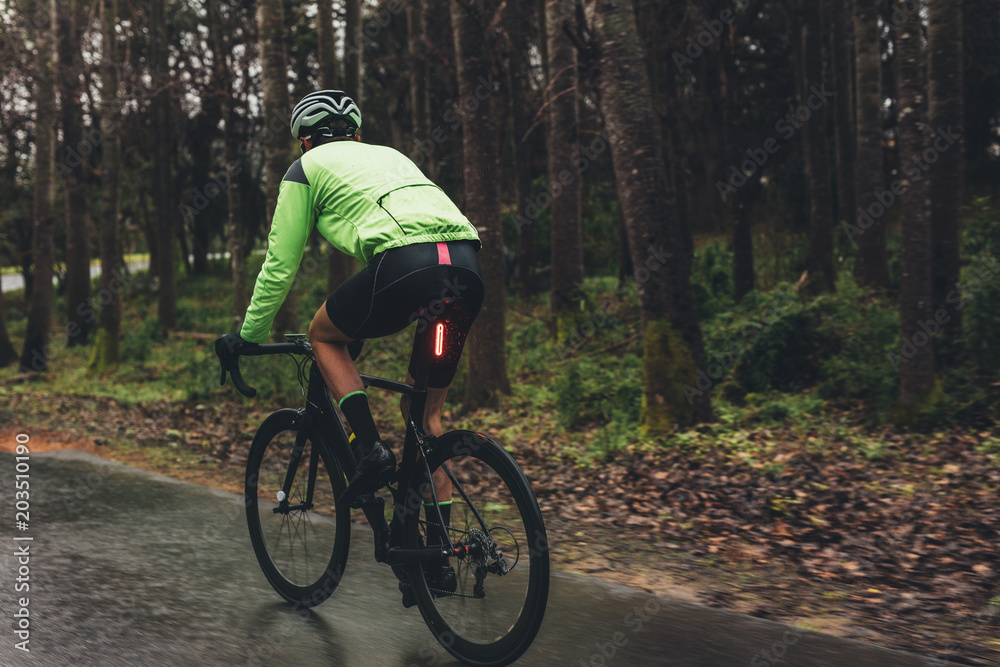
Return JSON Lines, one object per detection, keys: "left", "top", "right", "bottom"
{"left": 405, "top": 431, "right": 549, "bottom": 667}
{"left": 245, "top": 409, "right": 351, "bottom": 607}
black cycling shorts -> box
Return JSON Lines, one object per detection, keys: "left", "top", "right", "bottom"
{"left": 325, "top": 240, "right": 484, "bottom": 388}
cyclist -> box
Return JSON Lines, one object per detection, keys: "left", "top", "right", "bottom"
{"left": 218, "top": 90, "right": 483, "bottom": 595}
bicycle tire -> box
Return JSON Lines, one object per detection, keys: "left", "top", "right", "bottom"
{"left": 245, "top": 409, "right": 351, "bottom": 607}
{"left": 404, "top": 430, "right": 549, "bottom": 667}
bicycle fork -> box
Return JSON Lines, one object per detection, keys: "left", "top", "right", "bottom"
{"left": 279, "top": 408, "right": 393, "bottom": 563}
{"left": 275, "top": 409, "right": 317, "bottom": 514}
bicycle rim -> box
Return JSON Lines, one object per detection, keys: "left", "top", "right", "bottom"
{"left": 406, "top": 431, "right": 549, "bottom": 666}
{"left": 245, "top": 410, "right": 350, "bottom": 607}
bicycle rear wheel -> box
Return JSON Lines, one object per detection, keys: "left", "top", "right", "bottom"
{"left": 405, "top": 431, "right": 549, "bottom": 667}
{"left": 245, "top": 409, "right": 350, "bottom": 607}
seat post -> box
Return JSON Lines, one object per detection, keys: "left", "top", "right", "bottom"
{"left": 408, "top": 343, "right": 431, "bottom": 433}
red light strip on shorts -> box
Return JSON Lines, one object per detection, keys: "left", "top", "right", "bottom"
{"left": 434, "top": 323, "right": 445, "bottom": 357}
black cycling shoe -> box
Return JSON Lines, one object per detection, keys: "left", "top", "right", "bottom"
{"left": 342, "top": 440, "right": 396, "bottom": 500}
{"left": 425, "top": 559, "right": 457, "bottom": 597}
{"left": 398, "top": 560, "right": 456, "bottom": 609}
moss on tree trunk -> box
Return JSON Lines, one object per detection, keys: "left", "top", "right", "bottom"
{"left": 452, "top": 0, "right": 511, "bottom": 410}
{"left": 584, "top": 0, "right": 713, "bottom": 431}
{"left": 640, "top": 320, "right": 699, "bottom": 437}
{"left": 88, "top": 327, "right": 118, "bottom": 375}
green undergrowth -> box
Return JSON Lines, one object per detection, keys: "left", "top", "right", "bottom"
{"left": 2, "top": 218, "right": 998, "bottom": 467}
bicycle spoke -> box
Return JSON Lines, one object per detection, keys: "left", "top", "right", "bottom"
{"left": 408, "top": 433, "right": 547, "bottom": 658}
{"left": 246, "top": 423, "right": 347, "bottom": 602}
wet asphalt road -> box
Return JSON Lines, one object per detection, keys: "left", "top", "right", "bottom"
{"left": 0, "top": 450, "right": 930, "bottom": 666}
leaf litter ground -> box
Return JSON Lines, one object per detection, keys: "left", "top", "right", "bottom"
{"left": 2, "top": 390, "right": 997, "bottom": 664}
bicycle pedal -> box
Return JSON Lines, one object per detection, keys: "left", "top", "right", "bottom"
{"left": 399, "top": 581, "right": 417, "bottom": 609}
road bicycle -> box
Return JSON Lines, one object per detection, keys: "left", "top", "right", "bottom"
{"left": 215, "top": 326, "right": 549, "bottom": 667}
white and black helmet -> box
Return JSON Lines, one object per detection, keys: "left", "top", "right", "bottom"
{"left": 290, "top": 90, "right": 362, "bottom": 139}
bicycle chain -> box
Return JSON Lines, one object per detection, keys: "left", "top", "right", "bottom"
{"left": 419, "top": 521, "right": 496, "bottom": 600}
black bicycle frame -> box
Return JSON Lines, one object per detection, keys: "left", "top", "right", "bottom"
{"left": 237, "top": 339, "right": 460, "bottom": 568}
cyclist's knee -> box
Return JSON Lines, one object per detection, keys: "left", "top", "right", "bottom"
{"left": 308, "top": 307, "right": 328, "bottom": 343}
{"left": 309, "top": 306, "right": 352, "bottom": 344}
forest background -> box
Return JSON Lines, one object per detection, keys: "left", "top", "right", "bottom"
{"left": 0, "top": 0, "right": 998, "bottom": 661}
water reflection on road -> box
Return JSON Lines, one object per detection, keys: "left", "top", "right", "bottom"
{"left": 0, "top": 451, "right": 926, "bottom": 666}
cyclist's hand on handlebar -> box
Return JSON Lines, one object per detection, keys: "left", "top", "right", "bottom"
{"left": 214, "top": 333, "right": 258, "bottom": 398}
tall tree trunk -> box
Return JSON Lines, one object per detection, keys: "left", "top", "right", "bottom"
{"left": 152, "top": 0, "right": 176, "bottom": 331}
{"left": 170, "top": 206, "right": 190, "bottom": 276}
{"left": 507, "top": 0, "right": 536, "bottom": 297}
{"left": 58, "top": 0, "right": 91, "bottom": 347}
{"left": 732, "top": 200, "right": 755, "bottom": 302}
{"left": 345, "top": 0, "right": 363, "bottom": 102}
{"left": 187, "top": 121, "right": 211, "bottom": 276}
{"left": 616, "top": 196, "right": 632, "bottom": 287}
{"left": 546, "top": 0, "right": 583, "bottom": 339}
{"left": 90, "top": 0, "right": 122, "bottom": 372}
{"left": 720, "top": 18, "right": 755, "bottom": 304}
{"left": 316, "top": 0, "right": 353, "bottom": 293}
{"left": 895, "top": 5, "right": 934, "bottom": 418}
{"left": 452, "top": 0, "right": 511, "bottom": 410}
{"left": 928, "top": 0, "right": 963, "bottom": 361}
{"left": 0, "top": 271, "right": 16, "bottom": 367}
{"left": 257, "top": 0, "right": 296, "bottom": 338}
{"left": 206, "top": 0, "right": 245, "bottom": 328}
{"left": 662, "top": 65, "right": 696, "bottom": 302}
{"left": 851, "top": 0, "right": 889, "bottom": 290}
{"left": 225, "top": 107, "right": 246, "bottom": 328}
{"left": 832, "top": 0, "right": 856, "bottom": 233}
{"left": 407, "top": 0, "right": 435, "bottom": 180}
{"left": 186, "top": 27, "right": 221, "bottom": 280}
{"left": 20, "top": 0, "right": 56, "bottom": 373}
{"left": 317, "top": 0, "right": 338, "bottom": 90}
{"left": 801, "top": 0, "right": 835, "bottom": 294}
{"left": 583, "top": 0, "right": 713, "bottom": 432}
{"left": 0, "top": 131, "right": 19, "bottom": 366}
{"left": 389, "top": 96, "right": 406, "bottom": 150}
{"left": 962, "top": 0, "right": 1000, "bottom": 188}
{"left": 324, "top": 0, "right": 361, "bottom": 293}
{"left": 142, "top": 195, "right": 160, "bottom": 283}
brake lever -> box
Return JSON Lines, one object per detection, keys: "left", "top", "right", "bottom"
{"left": 230, "top": 361, "right": 257, "bottom": 398}
{"left": 214, "top": 335, "right": 257, "bottom": 397}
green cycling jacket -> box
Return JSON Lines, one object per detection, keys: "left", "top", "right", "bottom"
{"left": 240, "top": 140, "right": 481, "bottom": 343}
